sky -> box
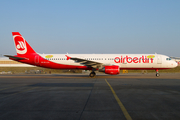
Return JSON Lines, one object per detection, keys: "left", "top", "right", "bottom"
{"left": 0, "top": 0, "right": 180, "bottom": 57}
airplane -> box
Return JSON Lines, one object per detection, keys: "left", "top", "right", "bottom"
{"left": 4, "top": 32, "right": 178, "bottom": 77}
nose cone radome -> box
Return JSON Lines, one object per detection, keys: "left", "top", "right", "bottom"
{"left": 173, "top": 61, "right": 178, "bottom": 68}
{"left": 170, "top": 61, "right": 178, "bottom": 68}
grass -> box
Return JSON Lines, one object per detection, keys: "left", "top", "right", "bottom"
{"left": 0, "top": 67, "right": 82, "bottom": 74}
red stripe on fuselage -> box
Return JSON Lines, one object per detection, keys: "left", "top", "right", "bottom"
{"left": 13, "top": 54, "right": 92, "bottom": 70}
{"left": 120, "top": 68, "right": 170, "bottom": 70}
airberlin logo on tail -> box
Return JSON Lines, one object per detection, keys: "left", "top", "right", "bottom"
{"left": 17, "top": 41, "right": 25, "bottom": 49}
{"left": 14, "top": 35, "right": 27, "bottom": 54}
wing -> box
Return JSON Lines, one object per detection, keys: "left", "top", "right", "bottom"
{"left": 66, "top": 55, "right": 103, "bottom": 68}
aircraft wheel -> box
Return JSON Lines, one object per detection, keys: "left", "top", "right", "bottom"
{"left": 89, "top": 72, "right": 96, "bottom": 77}
{"left": 156, "top": 73, "right": 160, "bottom": 77}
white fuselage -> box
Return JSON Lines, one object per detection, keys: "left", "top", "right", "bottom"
{"left": 39, "top": 54, "right": 177, "bottom": 69}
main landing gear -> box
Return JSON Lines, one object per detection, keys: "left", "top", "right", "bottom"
{"left": 89, "top": 71, "right": 96, "bottom": 77}
{"left": 156, "top": 69, "right": 160, "bottom": 77}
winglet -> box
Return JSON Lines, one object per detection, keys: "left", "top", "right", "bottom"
{"left": 65, "top": 55, "right": 71, "bottom": 60}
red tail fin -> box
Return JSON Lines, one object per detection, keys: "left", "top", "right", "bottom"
{"left": 12, "top": 32, "right": 36, "bottom": 55}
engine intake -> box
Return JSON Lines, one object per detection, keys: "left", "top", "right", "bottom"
{"left": 99, "top": 65, "right": 120, "bottom": 75}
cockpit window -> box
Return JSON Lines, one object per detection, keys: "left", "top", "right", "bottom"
{"left": 166, "top": 58, "right": 171, "bottom": 61}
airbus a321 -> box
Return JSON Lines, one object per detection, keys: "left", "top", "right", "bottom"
{"left": 5, "top": 32, "right": 178, "bottom": 77}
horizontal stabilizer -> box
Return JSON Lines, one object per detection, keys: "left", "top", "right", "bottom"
{"left": 4, "top": 55, "right": 27, "bottom": 60}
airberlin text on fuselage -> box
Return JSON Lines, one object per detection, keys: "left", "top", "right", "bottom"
{"left": 114, "top": 56, "right": 154, "bottom": 63}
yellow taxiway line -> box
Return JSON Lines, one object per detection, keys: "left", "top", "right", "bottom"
{"left": 105, "top": 79, "right": 132, "bottom": 120}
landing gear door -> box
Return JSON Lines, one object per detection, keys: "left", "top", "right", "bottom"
{"left": 157, "top": 56, "right": 162, "bottom": 64}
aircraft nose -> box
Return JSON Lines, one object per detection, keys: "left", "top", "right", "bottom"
{"left": 174, "top": 61, "right": 178, "bottom": 67}
{"left": 171, "top": 61, "right": 178, "bottom": 68}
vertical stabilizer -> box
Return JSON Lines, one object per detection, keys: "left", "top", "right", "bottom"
{"left": 12, "top": 32, "right": 36, "bottom": 55}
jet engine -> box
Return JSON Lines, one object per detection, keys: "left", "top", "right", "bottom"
{"left": 99, "top": 65, "right": 120, "bottom": 75}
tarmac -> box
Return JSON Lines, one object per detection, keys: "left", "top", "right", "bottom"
{"left": 0, "top": 73, "right": 180, "bottom": 120}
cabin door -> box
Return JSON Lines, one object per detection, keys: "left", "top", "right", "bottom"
{"left": 157, "top": 56, "right": 162, "bottom": 64}
{"left": 35, "top": 56, "right": 39, "bottom": 64}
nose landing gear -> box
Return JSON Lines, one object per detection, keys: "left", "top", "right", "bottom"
{"left": 156, "top": 69, "right": 160, "bottom": 77}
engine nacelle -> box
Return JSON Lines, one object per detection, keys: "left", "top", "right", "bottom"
{"left": 99, "top": 65, "right": 120, "bottom": 75}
